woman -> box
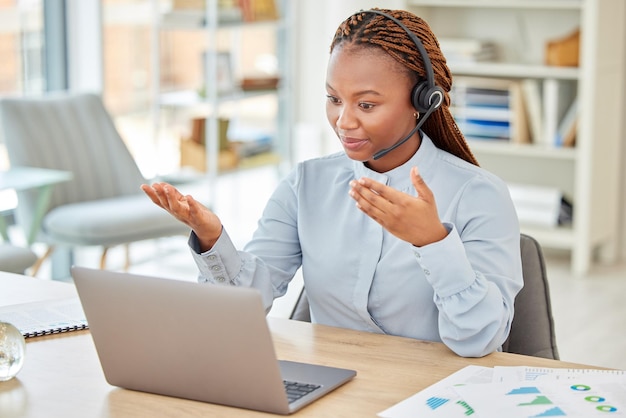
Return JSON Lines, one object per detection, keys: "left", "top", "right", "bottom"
{"left": 142, "top": 8, "right": 522, "bottom": 357}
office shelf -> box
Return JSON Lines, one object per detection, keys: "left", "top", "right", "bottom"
{"left": 158, "top": 88, "right": 279, "bottom": 107}
{"left": 407, "top": 0, "right": 625, "bottom": 275}
{"left": 468, "top": 141, "right": 577, "bottom": 160}
{"left": 151, "top": 0, "right": 293, "bottom": 205}
{"left": 449, "top": 62, "right": 579, "bottom": 80}
{"left": 409, "top": 0, "right": 583, "bottom": 10}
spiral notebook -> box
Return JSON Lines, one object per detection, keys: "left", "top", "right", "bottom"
{"left": 0, "top": 297, "right": 88, "bottom": 338}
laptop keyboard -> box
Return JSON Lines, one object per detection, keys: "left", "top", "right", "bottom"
{"left": 283, "top": 380, "right": 321, "bottom": 403}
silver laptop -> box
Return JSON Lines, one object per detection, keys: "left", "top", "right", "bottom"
{"left": 70, "top": 266, "right": 356, "bottom": 415}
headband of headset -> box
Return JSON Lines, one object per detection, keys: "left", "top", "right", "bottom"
{"left": 362, "top": 9, "right": 443, "bottom": 113}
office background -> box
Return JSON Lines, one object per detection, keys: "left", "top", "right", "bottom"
{"left": 0, "top": 0, "right": 625, "bottom": 370}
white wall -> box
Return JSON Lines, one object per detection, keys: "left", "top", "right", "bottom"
{"left": 620, "top": 3, "right": 626, "bottom": 261}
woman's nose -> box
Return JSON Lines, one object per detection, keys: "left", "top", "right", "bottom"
{"left": 336, "top": 106, "right": 358, "bottom": 130}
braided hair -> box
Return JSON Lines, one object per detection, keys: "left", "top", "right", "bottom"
{"left": 331, "top": 8, "right": 478, "bottom": 166}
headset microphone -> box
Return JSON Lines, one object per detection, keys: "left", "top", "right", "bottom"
{"left": 362, "top": 9, "right": 444, "bottom": 161}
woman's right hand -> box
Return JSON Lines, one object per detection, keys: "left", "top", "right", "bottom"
{"left": 141, "top": 182, "right": 222, "bottom": 251}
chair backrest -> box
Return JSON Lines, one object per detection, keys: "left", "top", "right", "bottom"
{"left": 0, "top": 92, "right": 146, "bottom": 235}
{"left": 502, "top": 233, "right": 559, "bottom": 359}
{"left": 290, "top": 283, "right": 311, "bottom": 323}
{"left": 290, "top": 233, "right": 559, "bottom": 359}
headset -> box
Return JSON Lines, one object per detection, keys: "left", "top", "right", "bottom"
{"left": 362, "top": 10, "right": 445, "bottom": 160}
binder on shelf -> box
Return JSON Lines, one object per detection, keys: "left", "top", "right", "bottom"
{"left": 541, "top": 78, "right": 576, "bottom": 147}
{"left": 561, "top": 118, "right": 577, "bottom": 147}
{"left": 542, "top": 78, "right": 559, "bottom": 147}
{"left": 521, "top": 79, "right": 543, "bottom": 145}
{"left": 509, "top": 81, "right": 530, "bottom": 144}
{"left": 555, "top": 98, "right": 578, "bottom": 147}
{"left": 451, "top": 76, "right": 529, "bottom": 144}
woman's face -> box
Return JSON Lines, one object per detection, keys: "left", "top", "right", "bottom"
{"left": 325, "top": 45, "right": 419, "bottom": 172}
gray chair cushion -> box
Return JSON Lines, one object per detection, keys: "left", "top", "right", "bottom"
{"left": 0, "top": 243, "right": 38, "bottom": 274}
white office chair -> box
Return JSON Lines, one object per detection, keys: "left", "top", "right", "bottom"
{"left": 0, "top": 243, "right": 38, "bottom": 274}
{"left": 0, "top": 92, "right": 206, "bottom": 278}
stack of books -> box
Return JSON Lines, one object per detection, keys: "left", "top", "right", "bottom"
{"left": 451, "top": 77, "right": 529, "bottom": 144}
{"left": 439, "top": 38, "right": 498, "bottom": 64}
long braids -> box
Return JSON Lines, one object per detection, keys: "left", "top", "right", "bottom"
{"left": 331, "top": 8, "right": 479, "bottom": 166}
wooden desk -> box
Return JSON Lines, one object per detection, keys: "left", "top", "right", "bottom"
{"left": 0, "top": 272, "right": 592, "bottom": 418}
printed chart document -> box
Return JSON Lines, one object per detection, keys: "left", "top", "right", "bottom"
{"left": 0, "top": 297, "right": 88, "bottom": 337}
{"left": 378, "top": 366, "right": 626, "bottom": 418}
{"left": 378, "top": 365, "right": 493, "bottom": 417}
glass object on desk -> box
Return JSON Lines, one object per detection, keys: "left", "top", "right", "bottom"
{"left": 0, "top": 321, "right": 25, "bottom": 381}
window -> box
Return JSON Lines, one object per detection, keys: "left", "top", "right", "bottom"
{"left": 101, "top": 0, "right": 281, "bottom": 177}
{"left": 0, "top": 0, "right": 45, "bottom": 95}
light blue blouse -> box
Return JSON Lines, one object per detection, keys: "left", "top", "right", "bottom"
{"left": 190, "top": 134, "right": 523, "bottom": 357}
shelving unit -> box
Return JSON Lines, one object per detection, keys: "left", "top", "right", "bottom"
{"left": 150, "top": 0, "right": 293, "bottom": 205}
{"left": 406, "top": 0, "right": 625, "bottom": 275}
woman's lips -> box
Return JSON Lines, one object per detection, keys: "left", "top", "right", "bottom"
{"left": 340, "top": 136, "right": 368, "bottom": 151}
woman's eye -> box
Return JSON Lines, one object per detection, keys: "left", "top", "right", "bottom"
{"left": 326, "top": 95, "right": 340, "bottom": 104}
{"left": 359, "top": 102, "right": 375, "bottom": 110}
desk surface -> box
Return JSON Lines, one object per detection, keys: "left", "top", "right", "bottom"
{"left": 0, "top": 273, "right": 593, "bottom": 418}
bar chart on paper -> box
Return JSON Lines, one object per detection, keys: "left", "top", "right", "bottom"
{"left": 454, "top": 381, "right": 625, "bottom": 417}
{"left": 426, "top": 397, "right": 449, "bottom": 409}
{"left": 378, "top": 366, "right": 626, "bottom": 418}
{"left": 425, "top": 396, "right": 475, "bottom": 416}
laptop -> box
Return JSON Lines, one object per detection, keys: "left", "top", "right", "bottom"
{"left": 70, "top": 266, "right": 356, "bottom": 415}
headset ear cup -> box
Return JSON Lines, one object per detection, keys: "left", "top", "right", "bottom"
{"left": 428, "top": 85, "right": 445, "bottom": 110}
{"left": 411, "top": 82, "right": 429, "bottom": 113}
{"left": 412, "top": 82, "right": 445, "bottom": 114}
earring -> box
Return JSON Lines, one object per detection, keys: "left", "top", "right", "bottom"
{"left": 414, "top": 112, "right": 419, "bottom": 120}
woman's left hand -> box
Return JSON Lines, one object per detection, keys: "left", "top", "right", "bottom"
{"left": 349, "top": 166, "right": 448, "bottom": 247}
